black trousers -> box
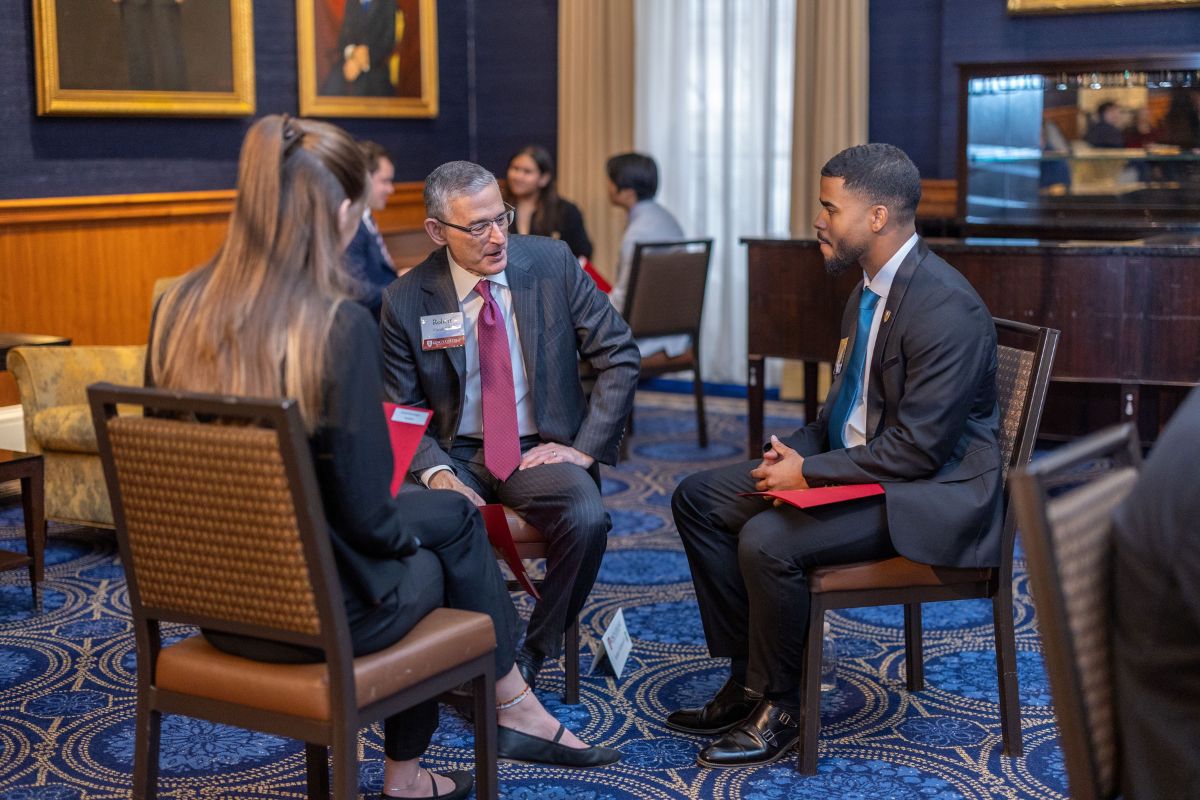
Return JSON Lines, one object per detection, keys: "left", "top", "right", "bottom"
{"left": 671, "top": 459, "right": 896, "bottom": 704}
{"left": 206, "top": 490, "right": 517, "bottom": 761}
{"left": 449, "top": 435, "right": 610, "bottom": 661}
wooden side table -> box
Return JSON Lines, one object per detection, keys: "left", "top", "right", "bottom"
{"left": 0, "top": 449, "right": 45, "bottom": 608}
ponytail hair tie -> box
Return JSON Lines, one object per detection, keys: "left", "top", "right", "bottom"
{"left": 280, "top": 114, "right": 303, "bottom": 159}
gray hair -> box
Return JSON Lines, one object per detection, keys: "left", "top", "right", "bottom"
{"left": 424, "top": 160, "right": 497, "bottom": 219}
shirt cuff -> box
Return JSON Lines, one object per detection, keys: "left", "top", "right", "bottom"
{"left": 420, "top": 465, "right": 453, "bottom": 487}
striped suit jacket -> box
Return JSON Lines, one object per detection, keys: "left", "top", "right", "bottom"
{"left": 380, "top": 234, "right": 640, "bottom": 477}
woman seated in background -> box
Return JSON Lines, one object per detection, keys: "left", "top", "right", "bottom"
{"left": 148, "top": 116, "right": 618, "bottom": 800}
{"left": 503, "top": 144, "right": 593, "bottom": 261}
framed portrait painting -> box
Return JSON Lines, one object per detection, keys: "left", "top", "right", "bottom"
{"left": 297, "top": 0, "right": 439, "bottom": 118}
{"left": 1008, "top": 0, "right": 1200, "bottom": 12}
{"left": 33, "top": 0, "right": 255, "bottom": 116}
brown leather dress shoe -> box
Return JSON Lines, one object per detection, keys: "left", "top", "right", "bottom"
{"left": 696, "top": 700, "right": 799, "bottom": 768}
{"left": 664, "top": 677, "right": 757, "bottom": 735}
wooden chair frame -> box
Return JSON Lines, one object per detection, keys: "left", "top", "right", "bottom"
{"left": 89, "top": 383, "right": 498, "bottom": 800}
{"left": 796, "top": 318, "right": 1059, "bottom": 773}
{"left": 1011, "top": 423, "right": 1142, "bottom": 800}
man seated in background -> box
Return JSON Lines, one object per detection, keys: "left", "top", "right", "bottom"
{"left": 345, "top": 140, "right": 398, "bottom": 319}
{"left": 605, "top": 152, "right": 689, "bottom": 364}
{"left": 380, "top": 160, "right": 639, "bottom": 695}
{"left": 1085, "top": 102, "right": 1126, "bottom": 148}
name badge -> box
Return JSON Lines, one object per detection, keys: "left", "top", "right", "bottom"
{"left": 419, "top": 312, "right": 465, "bottom": 351}
{"left": 833, "top": 337, "right": 849, "bottom": 376}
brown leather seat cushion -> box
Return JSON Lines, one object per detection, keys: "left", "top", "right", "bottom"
{"left": 503, "top": 507, "right": 543, "bottom": 544}
{"left": 809, "top": 556, "right": 993, "bottom": 593}
{"left": 155, "top": 608, "right": 495, "bottom": 720}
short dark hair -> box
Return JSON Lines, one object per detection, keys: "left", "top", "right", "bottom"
{"left": 606, "top": 152, "right": 659, "bottom": 201}
{"left": 821, "top": 143, "right": 921, "bottom": 225}
{"left": 1096, "top": 101, "right": 1117, "bottom": 119}
{"left": 360, "top": 140, "right": 390, "bottom": 174}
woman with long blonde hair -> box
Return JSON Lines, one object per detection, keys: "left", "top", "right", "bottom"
{"left": 149, "top": 115, "right": 617, "bottom": 800}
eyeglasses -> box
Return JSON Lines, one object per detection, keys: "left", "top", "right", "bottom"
{"left": 437, "top": 204, "right": 515, "bottom": 238}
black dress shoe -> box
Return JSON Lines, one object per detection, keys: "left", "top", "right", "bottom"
{"left": 497, "top": 724, "right": 621, "bottom": 767}
{"left": 665, "top": 677, "right": 757, "bottom": 735}
{"left": 696, "top": 700, "right": 799, "bottom": 768}
{"left": 515, "top": 649, "right": 542, "bottom": 691}
{"left": 381, "top": 769, "right": 473, "bottom": 799}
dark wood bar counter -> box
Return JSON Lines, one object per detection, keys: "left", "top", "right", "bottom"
{"left": 742, "top": 236, "right": 1200, "bottom": 455}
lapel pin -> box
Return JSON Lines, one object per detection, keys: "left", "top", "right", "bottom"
{"left": 883, "top": 310, "right": 892, "bottom": 323}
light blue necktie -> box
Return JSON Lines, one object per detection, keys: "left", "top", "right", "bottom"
{"left": 828, "top": 287, "right": 880, "bottom": 450}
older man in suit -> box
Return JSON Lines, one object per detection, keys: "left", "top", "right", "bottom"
{"left": 381, "top": 160, "right": 639, "bottom": 689}
{"left": 667, "top": 143, "right": 1002, "bottom": 767}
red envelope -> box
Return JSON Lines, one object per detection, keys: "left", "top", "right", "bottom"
{"left": 478, "top": 504, "right": 541, "bottom": 600}
{"left": 383, "top": 402, "right": 433, "bottom": 497}
{"left": 741, "top": 483, "right": 884, "bottom": 509}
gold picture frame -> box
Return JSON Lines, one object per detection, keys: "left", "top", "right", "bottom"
{"left": 1008, "top": 0, "right": 1200, "bottom": 13}
{"left": 33, "top": 0, "right": 255, "bottom": 117}
{"left": 297, "top": 0, "right": 439, "bottom": 119}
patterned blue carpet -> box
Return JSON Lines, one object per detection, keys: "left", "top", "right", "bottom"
{"left": 0, "top": 391, "right": 1067, "bottom": 799}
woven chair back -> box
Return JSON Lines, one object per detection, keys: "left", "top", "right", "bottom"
{"left": 996, "top": 344, "right": 1035, "bottom": 483}
{"left": 106, "top": 415, "right": 320, "bottom": 636}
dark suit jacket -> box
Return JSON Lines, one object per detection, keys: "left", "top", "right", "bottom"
{"left": 344, "top": 218, "right": 396, "bottom": 318}
{"left": 380, "top": 234, "right": 640, "bottom": 476}
{"left": 322, "top": 0, "right": 396, "bottom": 97}
{"left": 1112, "top": 385, "right": 1200, "bottom": 800}
{"left": 781, "top": 238, "right": 1003, "bottom": 569}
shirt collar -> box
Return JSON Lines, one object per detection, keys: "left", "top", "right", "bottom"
{"left": 447, "top": 251, "right": 509, "bottom": 303}
{"left": 628, "top": 199, "right": 654, "bottom": 223}
{"left": 863, "top": 233, "right": 918, "bottom": 300}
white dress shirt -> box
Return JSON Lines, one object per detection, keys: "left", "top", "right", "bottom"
{"left": 842, "top": 232, "right": 919, "bottom": 448}
{"left": 420, "top": 255, "right": 538, "bottom": 485}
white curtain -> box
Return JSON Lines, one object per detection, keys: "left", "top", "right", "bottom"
{"left": 634, "top": 0, "right": 796, "bottom": 385}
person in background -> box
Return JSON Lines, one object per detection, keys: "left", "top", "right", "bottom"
{"left": 344, "top": 140, "right": 398, "bottom": 319}
{"left": 605, "top": 152, "right": 688, "bottom": 360}
{"left": 1112, "top": 384, "right": 1200, "bottom": 800}
{"left": 321, "top": 0, "right": 396, "bottom": 97}
{"left": 148, "top": 116, "right": 615, "bottom": 799}
{"left": 1085, "top": 102, "right": 1126, "bottom": 148}
{"left": 503, "top": 145, "right": 593, "bottom": 262}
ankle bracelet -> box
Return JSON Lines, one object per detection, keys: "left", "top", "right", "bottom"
{"left": 496, "top": 685, "right": 531, "bottom": 710}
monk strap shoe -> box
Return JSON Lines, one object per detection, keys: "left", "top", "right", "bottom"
{"left": 696, "top": 699, "right": 799, "bottom": 768}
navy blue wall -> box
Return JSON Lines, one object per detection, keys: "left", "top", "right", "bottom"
{"left": 0, "top": 0, "right": 558, "bottom": 199}
{"left": 869, "top": 0, "right": 1200, "bottom": 179}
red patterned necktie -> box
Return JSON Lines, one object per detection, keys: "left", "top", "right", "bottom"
{"left": 475, "top": 279, "right": 522, "bottom": 480}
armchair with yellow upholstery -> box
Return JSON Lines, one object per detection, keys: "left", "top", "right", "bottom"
{"left": 8, "top": 345, "right": 145, "bottom": 528}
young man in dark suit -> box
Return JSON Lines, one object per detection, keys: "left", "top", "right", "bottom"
{"left": 380, "top": 160, "right": 639, "bottom": 698}
{"left": 667, "top": 143, "right": 1002, "bottom": 768}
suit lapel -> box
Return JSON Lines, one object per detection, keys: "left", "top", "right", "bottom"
{"left": 420, "top": 248, "right": 466, "bottom": 382}
{"left": 506, "top": 246, "right": 540, "bottom": 384}
{"left": 865, "top": 237, "right": 926, "bottom": 437}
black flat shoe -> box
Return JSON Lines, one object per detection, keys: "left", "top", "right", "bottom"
{"left": 696, "top": 700, "right": 799, "bottom": 768}
{"left": 382, "top": 769, "right": 473, "bottom": 800}
{"left": 665, "top": 677, "right": 757, "bottom": 735}
{"left": 497, "top": 724, "right": 621, "bottom": 767}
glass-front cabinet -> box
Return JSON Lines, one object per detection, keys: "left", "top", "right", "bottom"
{"left": 958, "top": 55, "right": 1200, "bottom": 235}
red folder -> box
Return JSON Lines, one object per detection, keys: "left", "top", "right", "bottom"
{"left": 580, "top": 257, "right": 613, "bottom": 294}
{"left": 742, "top": 483, "right": 885, "bottom": 509}
{"left": 478, "top": 504, "right": 541, "bottom": 600}
{"left": 384, "top": 402, "right": 433, "bottom": 497}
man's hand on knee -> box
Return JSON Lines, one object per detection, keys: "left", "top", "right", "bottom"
{"left": 428, "top": 470, "right": 487, "bottom": 507}
{"left": 519, "top": 442, "right": 595, "bottom": 471}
